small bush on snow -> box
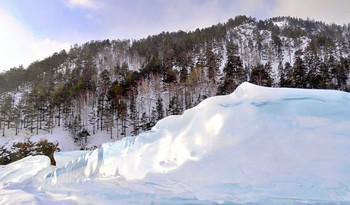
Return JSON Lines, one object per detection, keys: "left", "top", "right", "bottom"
{"left": 0, "top": 139, "right": 60, "bottom": 166}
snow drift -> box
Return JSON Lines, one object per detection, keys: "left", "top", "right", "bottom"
{"left": 2, "top": 82, "right": 350, "bottom": 204}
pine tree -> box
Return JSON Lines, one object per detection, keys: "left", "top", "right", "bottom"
{"left": 292, "top": 55, "right": 307, "bottom": 88}
{"left": 77, "top": 129, "right": 90, "bottom": 148}
{"left": 117, "top": 100, "right": 127, "bottom": 138}
{"left": 304, "top": 51, "right": 319, "bottom": 88}
{"left": 0, "top": 96, "right": 13, "bottom": 136}
{"left": 98, "top": 69, "right": 111, "bottom": 131}
{"left": 156, "top": 97, "right": 164, "bottom": 121}
{"left": 278, "top": 62, "right": 286, "bottom": 87}
{"left": 205, "top": 46, "right": 218, "bottom": 84}
{"left": 179, "top": 66, "right": 188, "bottom": 84}
{"left": 283, "top": 62, "right": 293, "bottom": 87}
{"left": 218, "top": 42, "right": 245, "bottom": 94}
{"left": 333, "top": 62, "right": 348, "bottom": 90}
{"left": 250, "top": 63, "right": 272, "bottom": 86}
{"left": 129, "top": 93, "right": 140, "bottom": 136}
{"left": 140, "top": 112, "right": 151, "bottom": 131}
{"left": 271, "top": 30, "right": 283, "bottom": 60}
{"left": 149, "top": 108, "right": 157, "bottom": 128}
{"left": 69, "top": 115, "right": 83, "bottom": 144}
{"left": 105, "top": 103, "right": 115, "bottom": 139}
{"left": 168, "top": 95, "right": 181, "bottom": 115}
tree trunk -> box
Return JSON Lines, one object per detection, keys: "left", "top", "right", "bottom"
{"left": 58, "top": 106, "right": 61, "bottom": 126}
{"left": 49, "top": 152, "right": 56, "bottom": 166}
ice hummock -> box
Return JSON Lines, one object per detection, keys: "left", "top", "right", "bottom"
{"left": 1, "top": 82, "right": 350, "bottom": 204}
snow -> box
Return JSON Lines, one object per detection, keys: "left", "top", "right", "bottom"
{"left": 0, "top": 127, "right": 77, "bottom": 151}
{"left": 1, "top": 82, "right": 350, "bottom": 204}
{"left": 13, "top": 92, "right": 23, "bottom": 106}
{"left": 0, "top": 123, "right": 119, "bottom": 152}
{"left": 273, "top": 20, "right": 289, "bottom": 29}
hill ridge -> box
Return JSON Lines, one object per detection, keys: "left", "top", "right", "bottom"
{"left": 0, "top": 15, "right": 349, "bottom": 151}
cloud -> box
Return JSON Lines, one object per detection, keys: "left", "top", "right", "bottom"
{"left": 0, "top": 8, "right": 71, "bottom": 72}
{"left": 270, "top": 0, "right": 350, "bottom": 25}
{"left": 64, "top": 0, "right": 102, "bottom": 9}
{"left": 103, "top": 0, "right": 273, "bottom": 40}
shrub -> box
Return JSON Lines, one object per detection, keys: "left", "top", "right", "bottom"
{"left": 0, "top": 139, "right": 60, "bottom": 166}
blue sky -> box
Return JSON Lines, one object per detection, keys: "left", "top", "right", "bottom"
{"left": 1, "top": 0, "right": 350, "bottom": 72}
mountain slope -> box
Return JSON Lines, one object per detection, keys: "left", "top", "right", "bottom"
{"left": 1, "top": 83, "right": 350, "bottom": 204}
{"left": 0, "top": 15, "right": 350, "bottom": 152}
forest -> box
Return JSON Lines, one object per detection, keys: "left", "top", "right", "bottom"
{"left": 0, "top": 15, "right": 349, "bottom": 149}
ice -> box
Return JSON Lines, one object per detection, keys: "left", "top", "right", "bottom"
{"left": 1, "top": 82, "right": 350, "bottom": 204}
{"left": 0, "top": 155, "right": 50, "bottom": 184}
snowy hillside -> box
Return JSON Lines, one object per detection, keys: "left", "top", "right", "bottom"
{"left": 1, "top": 16, "right": 350, "bottom": 153}
{"left": 1, "top": 82, "right": 350, "bottom": 204}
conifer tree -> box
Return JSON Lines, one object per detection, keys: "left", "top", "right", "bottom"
{"left": 218, "top": 42, "right": 245, "bottom": 94}
{"left": 168, "top": 95, "right": 181, "bottom": 115}
{"left": 292, "top": 55, "right": 307, "bottom": 88}
{"left": 129, "top": 92, "right": 140, "bottom": 136}
{"left": 156, "top": 97, "right": 164, "bottom": 121}
{"left": 179, "top": 66, "right": 188, "bottom": 84}
{"left": 205, "top": 46, "right": 218, "bottom": 84}
{"left": 140, "top": 112, "right": 150, "bottom": 132}
{"left": 98, "top": 69, "right": 111, "bottom": 131}
{"left": 250, "top": 63, "right": 272, "bottom": 86}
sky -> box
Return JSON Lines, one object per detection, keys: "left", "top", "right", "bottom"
{"left": 0, "top": 0, "right": 350, "bottom": 73}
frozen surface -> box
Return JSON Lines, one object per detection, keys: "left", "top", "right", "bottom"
{"left": 1, "top": 82, "right": 350, "bottom": 204}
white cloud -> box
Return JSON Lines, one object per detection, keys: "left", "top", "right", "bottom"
{"left": 0, "top": 8, "right": 71, "bottom": 72}
{"left": 65, "top": 0, "right": 102, "bottom": 9}
{"left": 270, "top": 0, "right": 350, "bottom": 25}
{"left": 107, "top": 0, "right": 255, "bottom": 39}
{"left": 162, "top": 1, "right": 221, "bottom": 31}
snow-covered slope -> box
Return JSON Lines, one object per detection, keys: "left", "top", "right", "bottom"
{"left": 1, "top": 82, "right": 350, "bottom": 204}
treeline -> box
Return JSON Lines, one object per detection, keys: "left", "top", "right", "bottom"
{"left": 0, "top": 15, "right": 350, "bottom": 148}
